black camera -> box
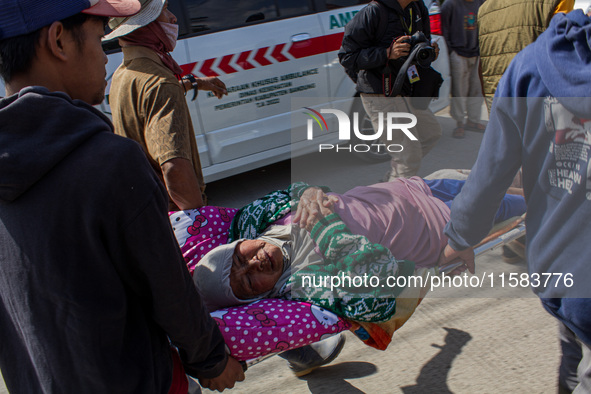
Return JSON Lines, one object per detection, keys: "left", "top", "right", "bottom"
{"left": 403, "top": 32, "right": 436, "bottom": 68}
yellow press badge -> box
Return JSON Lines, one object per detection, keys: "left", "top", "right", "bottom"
{"left": 407, "top": 65, "right": 420, "bottom": 83}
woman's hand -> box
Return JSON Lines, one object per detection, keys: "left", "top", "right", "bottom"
{"left": 293, "top": 188, "right": 338, "bottom": 232}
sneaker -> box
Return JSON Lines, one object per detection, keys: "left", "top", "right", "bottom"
{"left": 279, "top": 333, "right": 346, "bottom": 377}
{"left": 465, "top": 121, "right": 486, "bottom": 132}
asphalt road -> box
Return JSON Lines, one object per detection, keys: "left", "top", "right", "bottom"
{"left": 0, "top": 108, "right": 561, "bottom": 393}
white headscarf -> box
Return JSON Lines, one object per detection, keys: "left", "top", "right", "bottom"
{"left": 193, "top": 224, "right": 322, "bottom": 312}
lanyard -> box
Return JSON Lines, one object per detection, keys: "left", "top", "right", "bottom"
{"left": 401, "top": 8, "right": 413, "bottom": 35}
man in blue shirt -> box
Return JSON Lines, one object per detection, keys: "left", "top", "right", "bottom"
{"left": 441, "top": 10, "right": 591, "bottom": 393}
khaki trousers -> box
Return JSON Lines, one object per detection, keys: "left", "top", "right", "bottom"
{"left": 449, "top": 51, "right": 484, "bottom": 125}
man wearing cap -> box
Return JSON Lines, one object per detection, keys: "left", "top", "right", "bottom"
{"left": 0, "top": 0, "right": 244, "bottom": 392}
{"left": 107, "top": 0, "right": 227, "bottom": 212}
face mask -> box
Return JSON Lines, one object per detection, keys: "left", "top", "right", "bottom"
{"left": 159, "top": 22, "right": 179, "bottom": 51}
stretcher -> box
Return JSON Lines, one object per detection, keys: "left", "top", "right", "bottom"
{"left": 169, "top": 207, "right": 526, "bottom": 371}
{"left": 243, "top": 215, "right": 526, "bottom": 370}
{"left": 441, "top": 215, "right": 526, "bottom": 273}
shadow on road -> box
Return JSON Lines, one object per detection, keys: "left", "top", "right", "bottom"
{"left": 299, "top": 361, "right": 378, "bottom": 394}
{"left": 401, "top": 327, "right": 472, "bottom": 393}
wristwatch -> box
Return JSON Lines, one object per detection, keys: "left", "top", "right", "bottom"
{"left": 182, "top": 73, "right": 199, "bottom": 101}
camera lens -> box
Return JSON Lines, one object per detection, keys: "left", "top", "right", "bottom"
{"left": 417, "top": 50, "right": 429, "bottom": 61}
{"left": 415, "top": 46, "right": 435, "bottom": 68}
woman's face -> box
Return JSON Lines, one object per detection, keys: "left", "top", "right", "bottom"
{"left": 229, "top": 239, "right": 284, "bottom": 299}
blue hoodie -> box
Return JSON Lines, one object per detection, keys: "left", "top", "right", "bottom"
{"left": 445, "top": 10, "right": 591, "bottom": 346}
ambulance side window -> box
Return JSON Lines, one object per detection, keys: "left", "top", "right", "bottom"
{"left": 277, "top": 0, "right": 314, "bottom": 17}
{"left": 181, "top": 0, "right": 278, "bottom": 34}
{"left": 325, "top": 0, "right": 370, "bottom": 10}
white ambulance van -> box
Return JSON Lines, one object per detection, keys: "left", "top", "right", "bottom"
{"left": 1, "top": 0, "right": 450, "bottom": 182}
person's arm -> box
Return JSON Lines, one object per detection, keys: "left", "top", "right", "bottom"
{"left": 439, "top": 1, "right": 453, "bottom": 49}
{"left": 339, "top": 6, "right": 391, "bottom": 72}
{"left": 387, "top": 36, "right": 411, "bottom": 60}
{"left": 161, "top": 157, "right": 204, "bottom": 210}
{"left": 181, "top": 75, "right": 228, "bottom": 100}
{"left": 121, "top": 192, "right": 245, "bottom": 388}
{"left": 144, "top": 82, "right": 205, "bottom": 210}
{"left": 444, "top": 94, "right": 524, "bottom": 261}
{"left": 291, "top": 190, "right": 415, "bottom": 322}
{"left": 106, "top": 142, "right": 243, "bottom": 388}
{"left": 198, "top": 358, "right": 245, "bottom": 392}
{"left": 290, "top": 182, "right": 331, "bottom": 200}
{"left": 292, "top": 185, "right": 335, "bottom": 228}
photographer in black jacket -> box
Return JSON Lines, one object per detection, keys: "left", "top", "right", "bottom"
{"left": 339, "top": 0, "right": 442, "bottom": 181}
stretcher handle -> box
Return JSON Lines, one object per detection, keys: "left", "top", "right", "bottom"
{"left": 241, "top": 352, "right": 277, "bottom": 371}
{"left": 440, "top": 216, "right": 526, "bottom": 273}
{"left": 474, "top": 221, "right": 525, "bottom": 257}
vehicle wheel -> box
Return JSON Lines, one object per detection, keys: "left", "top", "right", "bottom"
{"left": 347, "top": 100, "right": 391, "bottom": 163}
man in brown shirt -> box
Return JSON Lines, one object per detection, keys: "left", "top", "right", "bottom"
{"left": 107, "top": 0, "right": 227, "bottom": 211}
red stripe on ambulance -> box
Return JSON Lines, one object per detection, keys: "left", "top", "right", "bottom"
{"left": 236, "top": 51, "right": 255, "bottom": 70}
{"left": 199, "top": 58, "right": 219, "bottom": 77}
{"left": 271, "top": 44, "right": 289, "bottom": 62}
{"left": 254, "top": 47, "right": 272, "bottom": 66}
{"left": 218, "top": 55, "right": 238, "bottom": 74}
{"left": 188, "top": 32, "right": 344, "bottom": 77}
{"left": 179, "top": 62, "right": 197, "bottom": 76}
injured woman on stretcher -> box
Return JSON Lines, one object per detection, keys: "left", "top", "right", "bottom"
{"left": 174, "top": 176, "right": 525, "bottom": 356}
